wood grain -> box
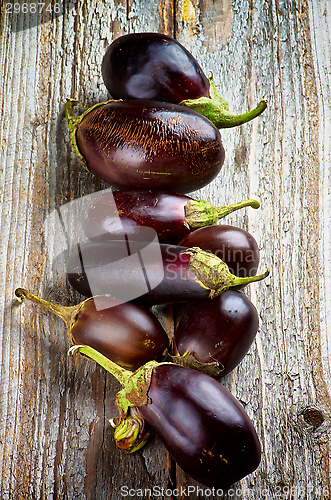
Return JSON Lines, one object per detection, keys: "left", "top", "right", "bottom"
{"left": 1, "top": 1, "right": 331, "bottom": 498}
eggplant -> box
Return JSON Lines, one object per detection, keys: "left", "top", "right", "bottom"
{"left": 102, "top": 32, "right": 209, "bottom": 104}
{"left": 172, "top": 290, "right": 259, "bottom": 377}
{"left": 66, "top": 239, "right": 269, "bottom": 305}
{"left": 15, "top": 288, "right": 169, "bottom": 371}
{"left": 138, "top": 364, "right": 261, "bottom": 488}
{"left": 82, "top": 188, "right": 260, "bottom": 244}
{"left": 101, "top": 32, "right": 267, "bottom": 128}
{"left": 66, "top": 99, "right": 225, "bottom": 194}
{"left": 179, "top": 224, "right": 260, "bottom": 277}
{"left": 70, "top": 345, "right": 261, "bottom": 489}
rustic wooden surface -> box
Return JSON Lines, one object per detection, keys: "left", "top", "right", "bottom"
{"left": 1, "top": 1, "right": 331, "bottom": 499}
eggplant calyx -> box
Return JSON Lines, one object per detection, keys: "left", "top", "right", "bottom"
{"left": 111, "top": 406, "right": 152, "bottom": 454}
{"left": 70, "top": 343, "right": 155, "bottom": 454}
{"left": 65, "top": 99, "right": 90, "bottom": 170}
{"left": 14, "top": 287, "right": 85, "bottom": 344}
{"left": 69, "top": 344, "right": 166, "bottom": 420}
{"left": 179, "top": 79, "right": 267, "bottom": 128}
{"left": 168, "top": 351, "right": 223, "bottom": 378}
{"left": 183, "top": 198, "right": 260, "bottom": 229}
{"left": 183, "top": 248, "right": 270, "bottom": 297}
{"left": 65, "top": 98, "right": 117, "bottom": 173}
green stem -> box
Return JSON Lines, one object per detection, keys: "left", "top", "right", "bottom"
{"left": 215, "top": 100, "right": 267, "bottom": 128}
{"left": 184, "top": 198, "right": 260, "bottom": 229}
{"left": 231, "top": 267, "right": 270, "bottom": 288}
{"left": 179, "top": 79, "right": 267, "bottom": 129}
{"left": 184, "top": 248, "right": 270, "bottom": 299}
{"left": 215, "top": 266, "right": 270, "bottom": 299}
{"left": 69, "top": 345, "right": 161, "bottom": 418}
{"left": 70, "top": 345, "right": 160, "bottom": 453}
{"left": 69, "top": 345, "right": 132, "bottom": 386}
{"left": 15, "top": 287, "right": 81, "bottom": 331}
{"left": 65, "top": 99, "right": 81, "bottom": 136}
{"left": 214, "top": 198, "right": 260, "bottom": 219}
{"left": 65, "top": 99, "right": 88, "bottom": 167}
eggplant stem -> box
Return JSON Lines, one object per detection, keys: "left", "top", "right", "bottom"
{"left": 68, "top": 345, "right": 163, "bottom": 418}
{"left": 184, "top": 198, "right": 260, "bottom": 229}
{"left": 15, "top": 288, "right": 81, "bottom": 327}
{"left": 183, "top": 248, "right": 270, "bottom": 299}
{"left": 179, "top": 79, "right": 267, "bottom": 129}
{"left": 232, "top": 267, "right": 270, "bottom": 288}
{"left": 14, "top": 287, "right": 84, "bottom": 344}
{"left": 215, "top": 199, "right": 260, "bottom": 220}
{"left": 65, "top": 99, "right": 89, "bottom": 168}
{"left": 216, "top": 100, "right": 267, "bottom": 128}
{"left": 69, "top": 344, "right": 132, "bottom": 385}
{"left": 65, "top": 99, "right": 81, "bottom": 135}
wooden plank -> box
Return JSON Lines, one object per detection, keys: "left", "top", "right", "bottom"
{"left": 1, "top": 0, "right": 331, "bottom": 498}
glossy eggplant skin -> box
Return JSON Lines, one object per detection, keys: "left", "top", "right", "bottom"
{"left": 82, "top": 190, "right": 192, "bottom": 244}
{"left": 82, "top": 190, "right": 259, "bottom": 245}
{"left": 179, "top": 224, "right": 260, "bottom": 278}
{"left": 138, "top": 364, "right": 261, "bottom": 488}
{"left": 76, "top": 100, "right": 225, "bottom": 193}
{"left": 66, "top": 241, "right": 211, "bottom": 305}
{"left": 173, "top": 290, "right": 259, "bottom": 376}
{"left": 71, "top": 297, "right": 169, "bottom": 371}
{"left": 101, "top": 33, "right": 210, "bottom": 104}
{"left": 67, "top": 239, "right": 268, "bottom": 306}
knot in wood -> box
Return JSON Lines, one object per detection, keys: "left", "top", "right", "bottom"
{"left": 301, "top": 406, "right": 325, "bottom": 429}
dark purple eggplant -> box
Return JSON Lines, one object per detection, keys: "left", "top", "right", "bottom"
{"left": 15, "top": 288, "right": 169, "bottom": 371}
{"left": 172, "top": 290, "right": 259, "bottom": 377}
{"left": 82, "top": 188, "right": 260, "bottom": 244}
{"left": 101, "top": 32, "right": 267, "bottom": 128}
{"left": 102, "top": 32, "right": 209, "bottom": 104}
{"left": 71, "top": 345, "right": 261, "bottom": 488}
{"left": 66, "top": 239, "right": 269, "bottom": 305}
{"left": 179, "top": 224, "right": 260, "bottom": 277}
{"left": 66, "top": 99, "right": 225, "bottom": 194}
{"left": 138, "top": 364, "right": 261, "bottom": 487}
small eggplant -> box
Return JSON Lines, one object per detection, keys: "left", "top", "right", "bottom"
{"left": 179, "top": 224, "right": 260, "bottom": 278}
{"left": 14, "top": 289, "right": 169, "bottom": 371}
{"left": 66, "top": 99, "right": 225, "bottom": 194}
{"left": 70, "top": 345, "right": 261, "bottom": 489}
{"left": 172, "top": 290, "right": 259, "bottom": 377}
{"left": 102, "top": 32, "right": 209, "bottom": 105}
{"left": 82, "top": 188, "right": 260, "bottom": 244}
{"left": 101, "top": 32, "right": 267, "bottom": 128}
{"left": 66, "top": 240, "right": 269, "bottom": 305}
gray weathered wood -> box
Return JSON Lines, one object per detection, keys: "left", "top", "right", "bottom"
{"left": 1, "top": 1, "right": 331, "bottom": 498}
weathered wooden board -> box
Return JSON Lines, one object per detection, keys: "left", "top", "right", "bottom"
{"left": 1, "top": 1, "right": 331, "bottom": 499}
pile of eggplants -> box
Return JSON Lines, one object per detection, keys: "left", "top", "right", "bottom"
{"left": 16, "top": 33, "right": 269, "bottom": 490}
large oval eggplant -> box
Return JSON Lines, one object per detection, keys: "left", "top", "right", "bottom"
{"left": 138, "top": 364, "right": 261, "bottom": 488}
{"left": 172, "top": 290, "right": 259, "bottom": 376}
{"left": 101, "top": 32, "right": 267, "bottom": 129}
{"left": 71, "top": 345, "right": 262, "bottom": 489}
{"left": 82, "top": 189, "right": 260, "bottom": 244}
{"left": 179, "top": 224, "right": 260, "bottom": 277}
{"left": 66, "top": 99, "right": 225, "bottom": 194}
{"left": 66, "top": 239, "right": 269, "bottom": 305}
{"left": 15, "top": 288, "right": 169, "bottom": 371}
